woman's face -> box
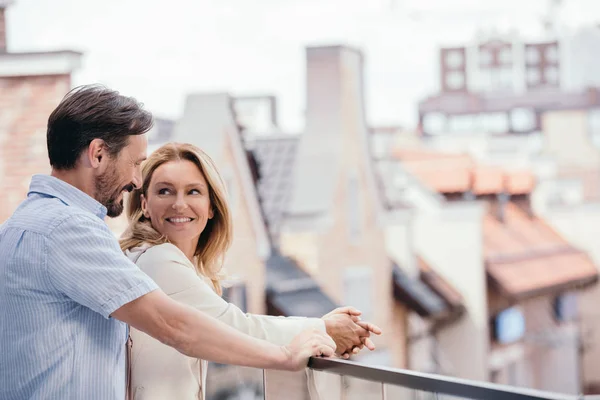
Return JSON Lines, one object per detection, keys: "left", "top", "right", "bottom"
{"left": 141, "top": 160, "right": 214, "bottom": 250}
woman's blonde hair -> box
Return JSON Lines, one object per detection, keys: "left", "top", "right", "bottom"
{"left": 120, "top": 142, "right": 232, "bottom": 295}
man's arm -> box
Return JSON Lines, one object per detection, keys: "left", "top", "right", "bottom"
{"left": 111, "top": 290, "right": 335, "bottom": 371}
{"left": 46, "top": 217, "right": 334, "bottom": 371}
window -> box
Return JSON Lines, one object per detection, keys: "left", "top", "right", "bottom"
{"left": 545, "top": 45, "right": 559, "bottom": 63}
{"left": 499, "top": 66, "right": 514, "bottom": 88}
{"left": 526, "top": 46, "right": 540, "bottom": 64}
{"left": 553, "top": 293, "right": 578, "bottom": 323}
{"left": 499, "top": 47, "right": 512, "bottom": 64}
{"left": 343, "top": 267, "right": 373, "bottom": 321}
{"left": 449, "top": 114, "right": 478, "bottom": 132}
{"left": 545, "top": 66, "right": 559, "bottom": 85}
{"left": 347, "top": 171, "right": 361, "bottom": 243}
{"left": 446, "top": 71, "right": 465, "bottom": 90}
{"left": 422, "top": 113, "right": 447, "bottom": 134}
{"left": 510, "top": 108, "right": 536, "bottom": 132}
{"left": 445, "top": 49, "right": 464, "bottom": 68}
{"left": 590, "top": 108, "right": 600, "bottom": 147}
{"left": 527, "top": 68, "right": 541, "bottom": 86}
{"left": 479, "top": 49, "right": 492, "bottom": 66}
{"left": 493, "top": 307, "right": 525, "bottom": 344}
{"left": 481, "top": 112, "right": 509, "bottom": 133}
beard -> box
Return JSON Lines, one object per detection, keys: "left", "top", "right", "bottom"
{"left": 95, "top": 166, "right": 134, "bottom": 218}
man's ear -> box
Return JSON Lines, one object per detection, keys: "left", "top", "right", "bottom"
{"left": 87, "top": 138, "right": 107, "bottom": 169}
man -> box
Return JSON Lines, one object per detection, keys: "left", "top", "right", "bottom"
{"left": 0, "top": 85, "right": 380, "bottom": 399}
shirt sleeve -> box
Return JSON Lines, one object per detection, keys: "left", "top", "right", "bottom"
{"left": 137, "top": 243, "right": 325, "bottom": 346}
{"left": 46, "top": 214, "right": 159, "bottom": 318}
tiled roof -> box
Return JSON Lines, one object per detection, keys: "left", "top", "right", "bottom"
{"left": 250, "top": 135, "right": 299, "bottom": 237}
{"left": 396, "top": 148, "right": 598, "bottom": 300}
{"left": 265, "top": 250, "right": 338, "bottom": 318}
{"left": 418, "top": 257, "right": 464, "bottom": 313}
{"left": 419, "top": 87, "right": 600, "bottom": 115}
{"left": 147, "top": 117, "right": 175, "bottom": 145}
{"left": 394, "top": 149, "right": 535, "bottom": 195}
{"left": 392, "top": 257, "right": 464, "bottom": 323}
{"left": 484, "top": 202, "right": 598, "bottom": 299}
{"left": 392, "top": 262, "right": 448, "bottom": 319}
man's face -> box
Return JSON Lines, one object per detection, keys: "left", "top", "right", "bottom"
{"left": 95, "top": 135, "right": 147, "bottom": 217}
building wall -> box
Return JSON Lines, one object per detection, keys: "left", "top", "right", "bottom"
{"left": 281, "top": 45, "right": 408, "bottom": 368}
{"left": 385, "top": 217, "right": 417, "bottom": 278}
{"left": 318, "top": 170, "right": 407, "bottom": 368}
{"left": 522, "top": 296, "right": 581, "bottom": 394}
{"left": 540, "top": 204, "right": 600, "bottom": 391}
{"left": 219, "top": 136, "right": 266, "bottom": 315}
{"left": 542, "top": 110, "right": 600, "bottom": 168}
{"left": 0, "top": 74, "right": 71, "bottom": 223}
{"left": 412, "top": 203, "right": 489, "bottom": 381}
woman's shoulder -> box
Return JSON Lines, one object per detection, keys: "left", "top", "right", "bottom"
{"left": 130, "top": 243, "right": 199, "bottom": 294}
{"left": 131, "top": 242, "right": 182, "bottom": 260}
{"left": 131, "top": 243, "right": 194, "bottom": 273}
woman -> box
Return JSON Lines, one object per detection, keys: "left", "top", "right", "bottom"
{"left": 120, "top": 143, "right": 380, "bottom": 399}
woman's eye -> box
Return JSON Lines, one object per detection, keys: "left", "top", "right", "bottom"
{"left": 189, "top": 189, "right": 200, "bottom": 195}
{"left": 158, "top": 188, "right": 171, "bottom": 195}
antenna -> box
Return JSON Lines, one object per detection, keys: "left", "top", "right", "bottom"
{"left": 543, "top": 0, "right": 564, "bottom": 34}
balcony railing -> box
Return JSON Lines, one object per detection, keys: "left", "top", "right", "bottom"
{"left": 208, "top": 357, "right": 586, "bottom": 400}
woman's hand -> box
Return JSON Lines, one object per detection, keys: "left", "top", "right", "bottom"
{"left": 321, "top": 307, "right": 382, "bottom": 359}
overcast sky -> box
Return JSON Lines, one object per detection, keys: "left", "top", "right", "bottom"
{"left": 6, "top": 0, "right": 600, "bottom": 131}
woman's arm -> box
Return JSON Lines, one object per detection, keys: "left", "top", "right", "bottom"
{"left": 136, "top": 243, "right": 325, "bottom": 345}
{"left": 112, "top": 289, "right": 335, "bottom": 370}
{"left": 135, "top": 244, "right": 380, "bottom": 357}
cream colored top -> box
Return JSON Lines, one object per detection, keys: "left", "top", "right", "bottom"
{"left": 126, "top": 243, "right": 325, "bottom": 400}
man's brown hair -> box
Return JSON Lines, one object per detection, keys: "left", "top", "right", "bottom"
{"left": 47, "top": 84, "right": 154, "bottom": 170}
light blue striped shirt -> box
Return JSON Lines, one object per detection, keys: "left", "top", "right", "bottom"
{"left": 0, "top": 175, "right": 158, "bottom": 400}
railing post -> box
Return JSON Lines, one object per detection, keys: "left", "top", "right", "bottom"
{"left": 262, "top": 369, "right": 267, "bottom": 400}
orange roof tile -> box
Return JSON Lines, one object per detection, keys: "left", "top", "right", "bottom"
{"left": 505, "top": 170, "right": 535, "bottom": 195}
{"left": 472, "top": 166, "right": 504, "bottom": 195}
{"left": 484, "top": 203, "right": 598, "bottom": 299}
{"left": 393, "top": 149, "right": 535, "bottom": 195}
{"left": 394, "top": 149, "right": 597, "bottom": 299}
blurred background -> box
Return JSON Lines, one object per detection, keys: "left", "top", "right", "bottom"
{"left": 3, "top": 0, "right": 600, "bottom": 398}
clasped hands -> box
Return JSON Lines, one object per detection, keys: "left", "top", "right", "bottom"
{"left": 321, "top": 306, "right": 382, "bottom": 359}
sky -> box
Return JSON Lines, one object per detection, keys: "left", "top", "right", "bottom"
{"left": 6, "top": 0, "right": 600, "bottom": 132}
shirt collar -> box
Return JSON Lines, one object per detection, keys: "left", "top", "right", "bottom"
{"left": 27, "top": 174, "right": 107, "bottom": 219}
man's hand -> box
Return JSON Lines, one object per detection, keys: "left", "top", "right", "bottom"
{"left": 321, "top": 307, "right": 382, "bottom": 359}
{"left": 283, "top": 329, "right": 337, "bottom": 371}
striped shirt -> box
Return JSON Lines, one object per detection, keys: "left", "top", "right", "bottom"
{"left": 0, "top": 175, "right": 158, "bottom": 400}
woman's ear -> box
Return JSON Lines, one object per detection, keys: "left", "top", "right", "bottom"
{"left": 208, "top": 207, "right": 214, "bottom": 220}
{"left": 140, "top": 194, "right": 150, "bottom": 219}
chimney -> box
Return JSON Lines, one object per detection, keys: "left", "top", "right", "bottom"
{"left": 0, "top": 1, "right": 15, "bottom": 53}
{"left": 496, "top": 191, "right": 509, "bottom": 222}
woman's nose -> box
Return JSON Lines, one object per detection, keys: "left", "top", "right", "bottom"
{"left": 172, "top": 194, "right": 188, "bottom": 210}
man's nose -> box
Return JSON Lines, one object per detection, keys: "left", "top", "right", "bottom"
{"left": 132, "top": 168, "right": 142, "bottom": 190}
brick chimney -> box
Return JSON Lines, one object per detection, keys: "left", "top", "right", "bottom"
{"left": 0, "top": 1, "right": 14, "bottom": 52}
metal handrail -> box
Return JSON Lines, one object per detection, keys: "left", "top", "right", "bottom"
{"left": 308, "top": 357, "right": 581, "bottom": 400}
